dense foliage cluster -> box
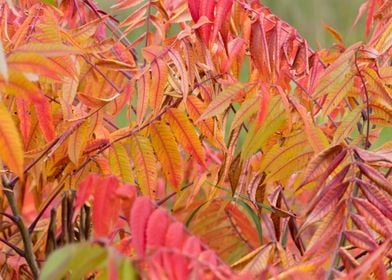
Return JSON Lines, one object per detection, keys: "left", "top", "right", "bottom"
{"left": 0, "top": 0, "right": 391, "bottom": 279}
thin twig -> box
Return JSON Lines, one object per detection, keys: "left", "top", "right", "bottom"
{"left": 354, "top": 48, "right": 371, "bottom": 149}
{"left": 0, "top": 237, "right": 25, "bottom": 257}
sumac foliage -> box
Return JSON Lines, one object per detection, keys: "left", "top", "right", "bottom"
{"left": 0, "top": 0, "right": 391, "bottom": 279}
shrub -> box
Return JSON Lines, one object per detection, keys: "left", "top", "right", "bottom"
{"left": 0, "top": 0, "right": 391, "bottom": 278}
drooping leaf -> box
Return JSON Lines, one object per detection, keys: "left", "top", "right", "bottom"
{"left": 109, "top": 143, "right": 134, "bottom": 183}
{"left": 231, "top": 95, "right": 258, "bottom": 131}
{"left": 333, "top": 105, "right": 363, "bottom": 144}
{"left": 68, "top": 121, "right": 90, "bottom": 165}
{"left": 135, "top": 73, "right": 150, "bottom": 125}
{"left": 34, "top": 98, "right": 56, "bottom": 142}
{"left": 357, "top": 162, "right": 392, "bottom": 196}
{"left": 302, "top": 181, "right": 349, "bottom": 230}
{"left": 1, "top": 70, "right": 44, "bottom": 103}
{"left": 150, "top": 121, "right": 183, "bottom": 189}
{"left": 300, "top": 144, "right": 347, "bottom": 187}
{"left": 344, "top": 230, "right": 377, "bottom": 252}
{"left": 130, "top": 135, "right": 158, "bottom": 198}
{"left": 130, "top": 197, "right": 156, "bottom": 257}
{"left": 186, "top": 95, "right": 225, "bottom": 150}
{"left": 7, "top": 52, "right": 72, "bottom": 81}
{"left": 259, "top": 131, "right": 313, "bottom": 183}
{"left": 92, "top": 176, "right": 120, "bottom": 238}
{"left": 16, "top": 98, "right": 31, "bottom": 146}
{"left": 168, "top": 49, "right": 189, "bottom": 99}
{"left": 292, "top": 101, "right": 329, "bottom": 153}
{"left": 250, "top": 14, "right": 271, "bottom": 81}
{"left": 241, "top": 97, "right": 287, "bottom": 160}
{"left": 14, "top": 42, "right": 82, "bottom": 57}
{"left": 357, "top": 180, "right": 392, "bottom": 220}
{"left": 211, "top": 0, "right": 233, "bottom": 43}
{"left": 0, "top": 102, "right": 24, "bottom": 178}
{"left": 149, "top": 59, "right": 168, "bottom": 114}
{"left": 165, "top": 108, "right": 206, "bottom": 168}
{"left": 352, "top": 198, "right": 392, "bottom": 238}
{"left": 198, "top": 82, "right": 245, "bottom": 121}
{"left": 146, "top": 208, "right": 171, "bottom": 250}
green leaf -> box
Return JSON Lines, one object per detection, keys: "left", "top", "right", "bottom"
{"left": 40, "top": 243, "right": 107, "bottom": 280}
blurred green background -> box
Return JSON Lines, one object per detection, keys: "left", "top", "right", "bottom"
{"left": 262, "top": 0, "right": 366, "bottom": 48}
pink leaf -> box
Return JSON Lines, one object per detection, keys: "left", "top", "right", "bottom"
{"left": 130, "top": 197, "right": 156, "bottom": 257}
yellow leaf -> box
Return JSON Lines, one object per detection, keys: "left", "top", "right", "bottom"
{"left": 109, "top": 143, "right": 134, "bottom": 183}
{"left": 130, "top": 135, "right": 158, "bottom": 198}
{"left": 0, "top": 102, "right": 24, "bottom": 178}
{"left": 259, "top": 131, "right": 313, "bottom": 183}
{"left": 150, "top": 121, "right": 183, "bottom": 190}
{"left": 241, "top": 96, "right": 286, "bottom": 160}
{"left": 68, "top": 121, "right": 91, "bottom": 165}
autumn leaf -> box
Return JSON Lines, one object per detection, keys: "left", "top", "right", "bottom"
{"left": 165, "top": 108, "right": 206, "bottom": 168}
{"left": 130, "top": 135, "right": 158, "bottom": 199}
{"left": 0, "top": 102, "right": 24, "bottom": 178}
{"left": 150, "top": 121, "right": 183, "bottom": 189}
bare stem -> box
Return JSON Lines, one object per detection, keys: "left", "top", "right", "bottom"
{"left": 2, "top": 175, "right": 40, "bottom": 279}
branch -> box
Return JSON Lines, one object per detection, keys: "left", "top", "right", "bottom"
{"left": 2, "top": 176, "right": 40, "bottom": 278}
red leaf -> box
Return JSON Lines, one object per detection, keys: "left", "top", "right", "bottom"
{"left": 75, "top": 173, "right": 99, "bottom": 209}
{"left": 188, "top": 0, "right": 200, "bottom": 23}
{"left": 357, "top": 162, "right": 392, "bottom": 196}
{"left": 344, "top": 230, "right": 378, "bottom": 252}
{"left": 353, "top": 198, "right": 392, "bottom": 238}
{"left": 146, "top": 208, "right": 170, "bottom": 249}
{"left": 130, "top": 197, "right": 156, "bottom": 257}
{"left": 211, "top": 0, "right": 233, "bottom": 43}
{"left": 303, "top": 181, "right": 349, "bottom": 229}
{"left": 250, "top": 14, "right": 271, "bottom": 80}
{"left": 256, "top": 82, "right": 271, "bottom": 125}
{"left": 164, "top": 222, "right": 189, "bottom": 280}
{"left": 16, "top": 98, "right": 31, "bottom": 146}
{"left": 198, "top": 0, "right": 215, "bottom": 45}
{"left": 92, "top": 176, "right": 120, "bottom": 238}
{"left": 182, "top": 236, "right": 202, "bottom": 256}
{"left": 34, "top": 98, "right": 56, "bottom": 142}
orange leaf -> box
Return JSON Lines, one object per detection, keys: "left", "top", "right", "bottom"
{"left": 130, "top": 135, "right": 158, "bottom": 198}
{"left": 165, "top": 108, "right": 206, "bottom": 168}
{"left": 150, "top": 121, "right": 183, "bottom": 190}
{"left": 0, "top": 102, "right": 24, "bottom": 178}
{"left": 149, "top": 59, "right": 168, "bottom": 114}
{"left": 7, "top": 52, "right": 71, "bottom": 81}
{"left": 187, "top": 95, "right": 225, "bottom": 150}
